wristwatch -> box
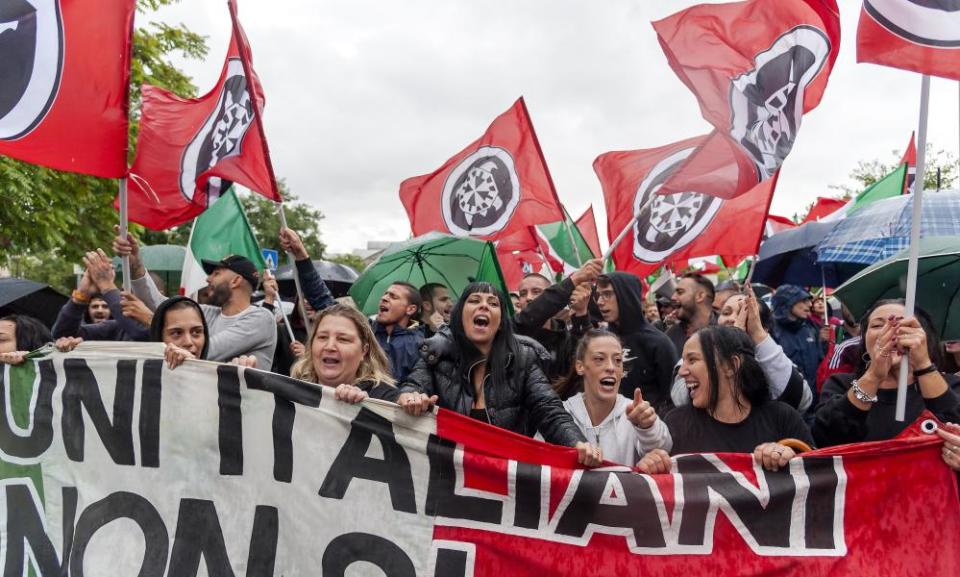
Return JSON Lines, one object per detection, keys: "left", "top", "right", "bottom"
{"left": 851, "top": 379, "right": 878, "bottom": 404}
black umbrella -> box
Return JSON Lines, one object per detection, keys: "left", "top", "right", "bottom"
{"left": 0, "top": 279, "right": 69, "bottom": 328}
{"left": 275, "top": 260, "right": 359, "bottom": 299}
{"left": 752, "top": 221, "right": 864, "bottom": 288}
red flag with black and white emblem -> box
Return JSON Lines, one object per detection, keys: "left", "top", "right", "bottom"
{"left": 399, "top": 98, "right": 565, "bottom": 241}
{"left": 124, "top": 1, "right": 279, "bottom": 230}
{"left": 858, "top": 1, "right": 960, "bottom": 80}
{"left": 652, "top": 0, "right": 840, "bottom": 199}
{"left": 595, "top": 136, "right": 776, "bottom": 279}
{"left": 0, "top": 0, "right": 135, "bottom": 177}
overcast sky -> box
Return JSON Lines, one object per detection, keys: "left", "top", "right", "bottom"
{"left": 151, "top": 1, "right": 960, "bottom": 255}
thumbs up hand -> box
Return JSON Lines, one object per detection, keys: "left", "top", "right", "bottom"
{"left": 626, "top": 388, "right": 657, "bottom": 430}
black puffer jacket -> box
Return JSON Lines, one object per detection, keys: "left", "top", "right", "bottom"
{"left": 399, "top": 326, "right": 587, "bottom": 447}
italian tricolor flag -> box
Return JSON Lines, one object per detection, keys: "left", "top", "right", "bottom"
{"left": 533, "top": 207, "right": 597, "bottom": 277}
{"left": 180, "top": 189, "right": 267, "bottom": 297}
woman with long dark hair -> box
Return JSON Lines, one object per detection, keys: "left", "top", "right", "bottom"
{"left": 814, "top": 299, "right": 960, "bottom": 447}
{"left": 398, "top": 282, "right": 602, "bottom": 465}
{"left": 554, "top": 329, "right": 670, "bottom": 466}
{"left": 638, "top": 325, "right": 813, "bottom": 474}
{"left": 0, "top": 314, "right": 53, "bottom": 364}
{"left": 150, "top": 296, "right": 210, "bottom": 368}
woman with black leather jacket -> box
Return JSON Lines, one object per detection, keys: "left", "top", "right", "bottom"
{"left": 397, "top": 282, "right": 603, "bottom": 466}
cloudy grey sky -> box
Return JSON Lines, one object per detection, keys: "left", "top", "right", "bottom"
{"left": 152, "top": 1, "right": 960, "bottom": 255}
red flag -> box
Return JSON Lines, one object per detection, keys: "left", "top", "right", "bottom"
{"left": 595, "top": 136, "right": 776, "bottom": 278}
{"left": 575, "top": 205, "right": 602, "bottom": 259}
{"left": 125, "top": 3, "right": 279, "bottom": 230}
{"left": 0, "top": 0, "right": 135, "bottom": 177}
{"left": 496, "top": 246, "right": 552, "bottom": 292}
{"left": 653, "top": 0, "right": 840, "bottom": 199}
{"left": 399, "top": 98, "right": 565, "bottom": 241}
{"left": 497, "top": 226, "right": 566, "bottom": 275}
{"left": 901, "top": 131, "right": 916, "bottom": 193}
{"left": 801, "top": 197, "right": 846, "bottom": 223}
{"left": 858, "top": 2, "right": 960, "bottom": 80}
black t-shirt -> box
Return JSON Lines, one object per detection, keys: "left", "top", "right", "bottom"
{"left": 664, "top": 401, "right": 815, "bottom": 455}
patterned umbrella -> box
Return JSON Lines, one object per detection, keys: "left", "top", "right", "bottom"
{"left": 753, "top": 220, "right": 864, "bottom": 288}
{"left": 816, "top": 191, "right": 960, "bottom": 266}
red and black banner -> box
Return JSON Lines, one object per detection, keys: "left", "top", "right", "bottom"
{"left": 399, "top": 98, "right": 565, "bottom": 241}
{"left": 0, "top": 0, "right": 135, "bottom": 177}
{"left": 595, "top": 136, "right": 776, "bottom": 278}
{"left": 652, "top": 0, "right": 840, "bottom": 199}
{"left": 858, "top": 1, "right": 960, "bottom": 81}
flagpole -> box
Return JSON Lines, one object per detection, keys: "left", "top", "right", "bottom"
{"left": 278, "top": 203, "right": 313, "bottom": 337}
{"left": 896, "top": 74, "right": 931, "bottom": 422}
{"left": 601, "top": 194, "right": 657, "bottom": 265}
{"left": 118, "top": 177, "right": 132, "bottom": 292}
{"left": 227, "top": 0, "right": 312, "bottom": 338}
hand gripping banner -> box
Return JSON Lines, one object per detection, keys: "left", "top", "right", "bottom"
{"left": 2, "top": 343, "right": 959, "bottom": 576}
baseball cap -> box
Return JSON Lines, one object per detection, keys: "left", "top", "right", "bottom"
{"left": 201, "top": 255, "right": 260, "bottom": 290}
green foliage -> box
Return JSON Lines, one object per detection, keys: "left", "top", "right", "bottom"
{"left": 328, "top": 253, "right": 368, "bottom": 274}
{"left": 240, "top": 182, "right": 326, "bottom": 259}
{"left": 831, "top": 144, "right": 958, "bottom": 198}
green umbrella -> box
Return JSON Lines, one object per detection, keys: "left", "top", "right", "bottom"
{"left": 349, "top": 233, "right": 511, "bottom": 316}
{"left": 834, "top": 237, "right": 960, "bottom": 340}
{"left": 112, "top": 244, "right": 186, "bottom": 295}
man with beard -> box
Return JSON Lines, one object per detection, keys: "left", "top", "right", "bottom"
{"left": 116, "top": 233, "right": 277, "bottom": 370}
{"left": 513, "top": 260, "right": 601, "bottom": 382}
{"left": 373, "top": 282, "right": 423, "bottom": 382}
{"left": 594, "top": 272, "right": 678, "bottom": 413}
{"left": 419, "top": 283, "right": 453, "bottom": 339}
{"left": 666, "top": 273, "right": 717, "bottom": 354}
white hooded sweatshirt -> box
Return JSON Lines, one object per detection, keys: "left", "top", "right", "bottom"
{"left": 562, "top": 392, "right": 672, "bottom": 466}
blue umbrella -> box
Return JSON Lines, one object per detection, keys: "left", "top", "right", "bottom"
{"left": 752, "top": 220, "right": 863, "bottom": 288}
{"left": 816, "top": 191, "right": 960, "bottom": 266}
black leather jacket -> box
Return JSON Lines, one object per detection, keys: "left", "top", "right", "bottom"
{"left": 399, "top": 327, "right": 586, "bottom": 447}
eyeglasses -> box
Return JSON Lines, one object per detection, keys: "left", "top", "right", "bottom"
{"left": 594, "top": 289, "right": 616, "bottom": 303}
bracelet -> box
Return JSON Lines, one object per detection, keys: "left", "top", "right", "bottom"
{"left": 71, "top": 290, "right": 91, "bottom": 304}
{"left": 913, "top": 364, "right": 938, "bottom": 378}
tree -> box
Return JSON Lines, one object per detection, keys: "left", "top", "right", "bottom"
{"left": 0, "top": 0, "right": 208, "bottom": 293}
{"left": 240, "top": 181, "right": 326, "bottom": 259}
{"left": 831, "top": 143, "right": 958, "bottom": 198}
{"left": 328, "top": 253, "right": 368, "bottom": 274}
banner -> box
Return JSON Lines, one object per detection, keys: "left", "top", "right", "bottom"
{"left": 125, "top": 2, "right": 278, "bottom": 231}
{"left": 652, "top": 0, "right": 840, "bottom": 199}
{"left": 858, "top": 1, "right": 960, "bottom": 81}
{"left": 3, "top": 343, "right": 959, "bottom": 576}
{"left": 0, "top": 0, "right": 135, "bottom": 177}
{"left": 596, "top": 136, "right": 776, "bottom": 279}
{"left": 399, "top": 98, "right": 565, "bottom": 241}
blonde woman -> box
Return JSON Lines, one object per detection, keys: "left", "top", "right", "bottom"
{"left": 292, "top": 304, "right": 399, "bottom": 403}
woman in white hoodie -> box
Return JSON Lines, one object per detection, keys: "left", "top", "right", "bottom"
{"left": 554, "top": 329, "right": 672, "bottom": 466}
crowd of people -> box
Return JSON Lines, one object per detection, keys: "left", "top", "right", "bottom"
{"left": 3, "top": 228, "right": 960, "bottom": 474}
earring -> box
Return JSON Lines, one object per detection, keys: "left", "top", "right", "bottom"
{"left": 862, "top": 352, "right": 870, "bottom": 363}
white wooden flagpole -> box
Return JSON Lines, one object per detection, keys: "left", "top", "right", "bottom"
{"left": 896, "top": 74, "right": 931, "bottom": 422}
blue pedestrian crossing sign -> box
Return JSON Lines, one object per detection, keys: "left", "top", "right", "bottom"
{"left": 261, "top": 249, "right": 279, "bottom": 272}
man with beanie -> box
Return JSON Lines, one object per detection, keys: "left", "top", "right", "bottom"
{"left": 771, "top": 284, "right": 823, "bottom": 403}
{"left": 594, "top": 272, "right": 679, "bottom": 413}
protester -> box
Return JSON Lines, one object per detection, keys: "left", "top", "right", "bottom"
{"left": 419, "top": 282, "right": 453, "bottom": 338}
{"left": 637, "top": 325, "right": 814, "bottom": 474}
{"left": 513, "top": 259, "right": 601, "bottom": 382}
{"left": 771, "top": 284, "right": 824, "bottom": 396}
{"left": 938, "top": 422, "right": 960, "bottom": 471}
{"left": 0, "top": 314, "right": 52, "bottom": 363}
{"left": 712, "top": 279, "right": 740, "bottom": 314}
{"left": 670, "top": 289, "right": 813, "bottom": 412}
{"left": 814, "top": 299, "right": 960, "bottom": 447}
{"left": 816, "top": 303, "right": 863, "bottom": 390}
{"left": 946, "top": 341, "right": 960, "bottom": 376}
{"left": 279, "top": 227, "right": 337, "bottom": 314}
{"left": 371, "top": 281, "right": 423, "bottom": 382}
{"left": 52, "top": 249, "right": 150, "bottom": 342}
{"left": 86, "top": 297, "right": 112, "bottom": 323}
{"left": 594, "top": 272, "right": 678, "bottom": 413}
{"left": 292, "top": 304, "right": 399, "bottom": 403}
{"left": 396, "top": 282, "right": 602, "bottom": 465}
{"left": 116, "top": 232, "right": 278, "bottom": 369}
{"left": 149, "top": 296, "right": 210, "bottom": 369}
{"left": 666, "top": 273, "right": 717, "bottom": 353}
{"left": 517, "top": 273, "right": 552, "bottom": 311}
{"left": 510, "top": 292, "right": 521, "bottom": 312}
{"left": 553, "top": 329, "right": 670, "bottom": 466}
{"left": 656, "top": 296, "right": 677, "bottom": 331}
